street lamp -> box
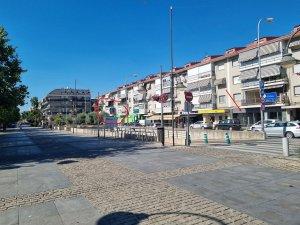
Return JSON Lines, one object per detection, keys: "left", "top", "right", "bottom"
{"left": 280, "top": 27, "right": 300, "bottom": 69}
{"left": 169, "top": 6, "right": 176, "bottom": 146}
{"left": 257, "top": 17, "right": 273, "bottom": 134}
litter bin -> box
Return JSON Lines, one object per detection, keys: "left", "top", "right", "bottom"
{"left": 157, "top": 127, "right": 165, "bottom": 146}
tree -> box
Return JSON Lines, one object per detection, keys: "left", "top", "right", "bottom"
{"left": 21, "top": 97, "right": 42, "bottom": 127}
{"left": 0, "top": 26, "right": 28, "bottom": 131}
{"left": 30, "top": 97, "right": 39, "bottom": 110}
{"left": 53, "top": 114, "right": 63, "bottom": 126}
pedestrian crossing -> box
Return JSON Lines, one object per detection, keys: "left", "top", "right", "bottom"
{"left": 192, "top": 138, "right": 300, "bottom": 156}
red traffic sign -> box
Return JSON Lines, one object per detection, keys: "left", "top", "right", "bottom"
{"left": 184, "top": 91, "right": 193, "bottom": 102}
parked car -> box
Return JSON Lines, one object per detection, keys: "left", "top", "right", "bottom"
{"left": 214, "top": 119, "right": 241, "bottom": 130}
{"left": 190, "top": 121, "right": 212, "bottom": 129}
{"left": 249, "top": 119, "right": 279, "bottom": 131}
{"left": 264, "top": 121, "right": 300, "bottom": 138}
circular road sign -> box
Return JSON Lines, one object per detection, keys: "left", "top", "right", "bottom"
{"left": 184, "top": 91, "right": 193, "bottom": 102}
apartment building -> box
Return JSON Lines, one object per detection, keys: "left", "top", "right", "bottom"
{"left": 98, "top": 25, "right": 300, "bottom": 127}
{"left": 238, "top": 37, "right": 288, "bottom": 125}
{"left": 214, "top": 48, "right": 245, "bottom": 123}
{"left": 41, "top": 88, "right": 91, "bottom": 118}
{"left": 282, "top": 25, "right": 300, "bottom": 121}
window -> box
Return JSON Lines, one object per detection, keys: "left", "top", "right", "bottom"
{"left": 219, "top": 95, "right": 226, "bottom": 104}
{"left": 232, "top": 58, "right": 239, "bottom": 67}
{"left": 233, "top": 93, "right": 242, "bottom": 101}
{"left": 294, "top": 86, "right": 300, "bottom": 95}
{"left": 233, "top": 76, "right": 241, "bottom": 84}
{"left": 218, "top": 64, "right": 225, "bottom": 70}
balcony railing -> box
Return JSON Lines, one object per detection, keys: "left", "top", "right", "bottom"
{"left": 241, "top": 93, "right": 289, "bottom": 106}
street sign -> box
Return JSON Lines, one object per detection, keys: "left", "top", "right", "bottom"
{"left": 263, "top": 92, "right": 278, "bottom": 103}
{"left": 184, "top": 91, "right": 193, "bottom": 102}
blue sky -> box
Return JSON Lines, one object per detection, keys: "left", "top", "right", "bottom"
{"left": 1, "top": 0, "right": 299, "bottom": 110}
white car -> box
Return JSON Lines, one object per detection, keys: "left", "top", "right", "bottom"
{"left": 249, "top": 119, "right": 278, "bottom": 131}
{"left": 265, "top": 121, "right": 300, "bottom": 138}
{"left": 190, "top": 121, "right": 212, "bottom": 129}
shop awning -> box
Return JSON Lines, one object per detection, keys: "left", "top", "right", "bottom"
{"left": 199, "top": 78, "right": 211, "bottom": 87}
{"left": 240, "top": 68, "right": 258, "bottom": 81}
{"left": 146, "top": 114, "right": 180, "bottom": 121}
{"left": 290, "top": 40, "right": 300, "bottom": 48}
{"left": 260, "top": 64, "right": 281, "bottom": 78}
{"left": 239, "top": 48, "right": 257, "bottom": 62}
{"left": 260, "top": 42, "right": 280, "bottom": 56}
{"left": 198, "top": 109, "right": 227, "bottom": 114}
{"left": 214, "top": 78, "right": 226, "bottom": 86}
{"left": 198, "top": 94, "right": 212, "bottom": 103}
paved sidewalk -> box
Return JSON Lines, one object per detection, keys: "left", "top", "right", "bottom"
{"left": 0, "top": 128, "right": 299, "bottom": 224}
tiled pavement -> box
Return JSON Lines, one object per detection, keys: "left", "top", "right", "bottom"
{"left": 0, "top": 128, "right": 299, "bottom": 225}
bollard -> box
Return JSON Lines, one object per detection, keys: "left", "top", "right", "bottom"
{"left": 282, "top": 137, "right": 289, "bottom": 157}
{"left": 225, "top": 132, "right": 231, "bottom": 144}
{"left": 203, "top": 133, "right": 208, "bottom": 144}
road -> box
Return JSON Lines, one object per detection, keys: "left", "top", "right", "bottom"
{"left": 0, "top": 127, "right": 299, "bottom": 225}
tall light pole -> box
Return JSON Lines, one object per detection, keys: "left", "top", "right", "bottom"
{"left": 169, "top": 6, "right": 175, "bottom": 146}
{"left": 257, "top": 17, "right": 273, "bottom": 134}
{"left": 160, "top": 66, "right": 164, "bottom": 146}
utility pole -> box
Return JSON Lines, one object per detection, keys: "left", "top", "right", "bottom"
{"left": 169, "top": 6, "right": 175, "bottom": 146}
{"left": 160, "top": 66, "right": 164, "bottom": 146}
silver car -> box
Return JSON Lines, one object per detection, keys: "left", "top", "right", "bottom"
{"left": 264, "top": 121, "right": 300, "bottom": 138}
{"left": 190, "top": 121, "right": 212, "bottom": 129}
{"left": 249, "top": 119, "right": 278, "bottom": 131}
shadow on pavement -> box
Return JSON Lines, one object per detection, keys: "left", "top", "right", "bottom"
{"left": 96, "top": 211, "right": 227, "bottom": 225}
{"left": 0, "top": 127, "right": 162, "bottom": 169}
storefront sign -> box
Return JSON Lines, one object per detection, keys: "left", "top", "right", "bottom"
{"left": 198, "top": 109, "right": 227, "bottom": 114}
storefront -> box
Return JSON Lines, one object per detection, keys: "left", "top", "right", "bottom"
{"left": 282, "top": 105, "right": 300, "bottom": 121}
{"left": 197, "top": 109, "right": 229, "bottom": 123}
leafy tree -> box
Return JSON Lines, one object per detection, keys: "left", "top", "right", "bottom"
{"left": 86, "top": 112, "right": 97, "bottom": 125}
{"left": 53, "top": 114, "right": 64, "bottom": 126}
{"left": 76, "top": 113, "right": 86, "bottom": 125}
{"left": 64, "top": 115, "right": 73, "bottom": 125}
{"left": 22, "top": 97, "right": 42, "bottom": 127}
{"left": 0, "top": 26, "right": 28, "bottom": 130}
{"left": 30, "top": 97, "right": 39, "bottom": 110}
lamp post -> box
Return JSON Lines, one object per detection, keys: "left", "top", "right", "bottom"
{"left": 169, "top": 6, "right": 175, "bottom": 146}
{"left": 160, "top": 66, "right": 164, "bottom": 146}
{"left": 257, "top": 17, "right": 273, "bottom": 134}
{"left": 280, "top": 26, "right": 300, "bottom": 69}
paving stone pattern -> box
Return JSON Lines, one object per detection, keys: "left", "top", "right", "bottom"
{"left": 1, "top": 128, "right": 300, "bottom": 224}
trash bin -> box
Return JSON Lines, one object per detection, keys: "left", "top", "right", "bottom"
{"left": 157, "top": 127, "right": 165, "bottom": 145}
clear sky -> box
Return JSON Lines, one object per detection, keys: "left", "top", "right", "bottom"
{"left": 1, "top": 0, "right": 299, "bottom": 110}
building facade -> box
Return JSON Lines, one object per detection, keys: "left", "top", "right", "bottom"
{"left": 98, "top": 25, "right": 300, "bottom": 127}
{"left": 41, "top": 88, "right": 91, "bottom": 118}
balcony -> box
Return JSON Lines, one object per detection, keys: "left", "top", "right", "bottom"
{"left": 241, "top": 93, "right": 289, "bottom": 106}
{"left": 133, "top": 93, "right": 146, "bottom": 102}
{"left": 242, "top": 77, "right": 288, "bottom": 90}
{"left": 118, "top": 93, "right": 127, "bottom": 99}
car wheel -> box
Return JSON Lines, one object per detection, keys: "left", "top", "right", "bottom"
{"left": 285, "top": 131, "right": 294, "bottom": 139}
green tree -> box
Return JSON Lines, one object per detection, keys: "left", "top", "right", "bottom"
{"left": 0, "top": 27, "right": 28, "bottom": 130}
{"left": 53, "top": 114, "right": 63, "bottom": 126}
{"left": 76, "top": 113, "right": 86, "bottom": 125}
{"left": 22, "top": 97, "right": 42, "bottom": 127}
